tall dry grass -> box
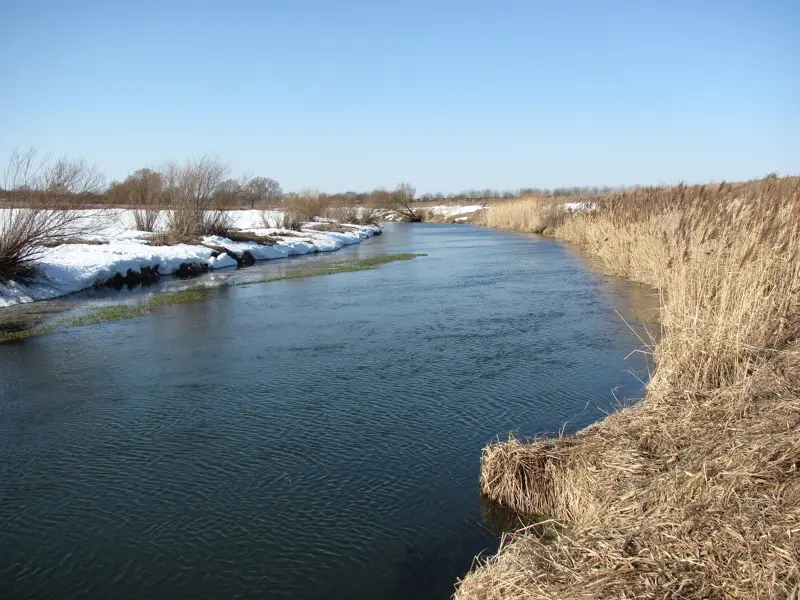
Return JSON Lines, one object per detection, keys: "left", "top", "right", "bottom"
{"left": 457, "top": 176, "right": 800, "bottom": 600}
{"left": 477, "top": 197, "right": 568, "bottom": 233}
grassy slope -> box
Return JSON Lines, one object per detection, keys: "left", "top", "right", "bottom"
{"left": 456, "top": 177, "right": 800, "bottom": 599}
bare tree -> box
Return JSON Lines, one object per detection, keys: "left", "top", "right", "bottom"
{"left": 1, "top": 148, "right": 106, "bottom": 283}
{"left": 212, "top": 175, "right": 251, "bottom": 209}
{"left": 245, "top": 177, "right": 282, "bottom": 209}
{"left": 389, "top": 182, "right": 425, "bottom": 222}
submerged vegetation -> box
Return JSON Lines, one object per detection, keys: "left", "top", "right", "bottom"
{"left": 459, "top": 176, "right": 800, "bottom": 599}
{"left": 0, "top": 253, "right": 424, "bottom": 342}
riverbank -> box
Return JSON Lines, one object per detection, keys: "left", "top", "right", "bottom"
{"left": 0, "top": 209, "right": 381, "bottom": 308}
{"left": 457, "top": 176, "right": 800, "bottom": 599}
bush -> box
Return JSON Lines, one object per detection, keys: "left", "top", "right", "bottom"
{"left": 159, "top": 156, "right": 232, "bottom": 241}
{"left": 1, "top": 149, "right": 105, "bottom": 283}
{"left": 283, "top": 190, "right": 330, "bottom": 222}
{"left": 326, "top": 205, "right": 380, "bottom": 225}
{"left": 280, "top": 211, "right": 304, "bottom": 231}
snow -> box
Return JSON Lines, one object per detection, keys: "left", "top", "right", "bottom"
{"left": 377, "top": 204, "right": 486, "bottom": 221}
{"left": 0, "top": 209, "right": 382, "bottom": 308}
{"left": 424, "top": 204, "right": 485, "bottom": 217}
{"left": 207, "top": 252, "right": 238, "bottom": 270}
{"left": 564, "top": 201, "right": 596, "bottom": 212}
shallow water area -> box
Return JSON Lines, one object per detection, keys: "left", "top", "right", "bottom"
{"left": 0, "top": 223, "right": 657, "bottom": 599}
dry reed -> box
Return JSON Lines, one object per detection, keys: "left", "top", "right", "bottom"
{"left": 476, "top": 197, "right": 568, "bottom": 233}
{"left": 456, "top": 176, "right": 800, "bottom": 600}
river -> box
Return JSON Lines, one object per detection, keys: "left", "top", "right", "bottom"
{"left": 0, "top": 223, "right": 656, "bottom": 599}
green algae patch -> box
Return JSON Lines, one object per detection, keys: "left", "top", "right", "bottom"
{"left": 237, "top": 253, "right": 426, "bottom": 286}
{"left": 0, "top": 253, "right": 425, "bottom": 342}
{"left": 0, "top": 287, "right": 212, "bottom": 342}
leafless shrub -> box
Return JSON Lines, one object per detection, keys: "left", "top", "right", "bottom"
{"left": 280, "top": 211, "right": 304, "bottom": 231}
{"left": 245, "top": 177, "right": 282, "bottom": 209}
{"left": 159, "top": 156, "right": 232, "bottom": 242}
{"left": 326, "top": 205, "right": 380, "bottom": 225}
{"left": 258, "top": 210, "right": 282, "bottom": 229}
{"left": 1, "top": 148, "right": 106, "bottom": 283}
{"left": 264, "top": 189, "right": 330, "bottom": 231}
{"left": 284, "top": 189, "right": 330, "bottom": 221}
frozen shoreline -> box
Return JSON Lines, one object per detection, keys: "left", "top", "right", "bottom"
{"left": 0, "top": 209, "right": 381, "bottom": 308}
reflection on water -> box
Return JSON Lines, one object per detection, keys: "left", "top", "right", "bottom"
{"left": 0, "top": 223, "right": 657, "bottom": 600}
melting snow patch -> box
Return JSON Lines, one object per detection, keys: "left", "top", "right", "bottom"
{"left": 0, "top": 210, "right": 382, "bottom": 307}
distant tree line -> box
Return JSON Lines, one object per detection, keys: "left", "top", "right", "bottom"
{"left": 0, "top": 150, "right": 626, "bottom": 210}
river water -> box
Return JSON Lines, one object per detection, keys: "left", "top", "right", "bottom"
{"left": 0, "top": 223, "right": 656, "bottom": 599}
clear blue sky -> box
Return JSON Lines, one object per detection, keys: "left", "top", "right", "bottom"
{"left": 1, "top": 0, "right": 798, "bottom": 193}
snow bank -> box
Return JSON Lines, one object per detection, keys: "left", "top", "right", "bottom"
{"left": 0, "top": 209, "right": 381, "bottom": 308}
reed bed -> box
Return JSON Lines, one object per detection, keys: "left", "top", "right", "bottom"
{"left": 476, "top": 197, "right": 568, "bottom": 233}
{"left": 457, "top": 176, "right": 800, "bottom": 599}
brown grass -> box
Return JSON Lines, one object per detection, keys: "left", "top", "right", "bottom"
{"left": 149, "top": 228, "right": 279, "bottom": 247}
{"left": 221, "top": 230, "right": 279, "bottom": 245}
{"left": 456, "top": 176, "right": 800, "bottom": 600}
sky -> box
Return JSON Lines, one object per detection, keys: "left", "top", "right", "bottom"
{"left": 1, "top": 0, "right": 798, "bottom": 194}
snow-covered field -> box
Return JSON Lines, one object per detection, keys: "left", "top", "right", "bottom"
{"left": 0, "top": 209, "right": 381, "bottom": 308}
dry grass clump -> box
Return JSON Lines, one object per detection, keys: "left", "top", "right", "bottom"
{"left": 457, "top": 176, "right": 800, "bottom": 600}
{"left": 221, "top": 230, "right": 279, "bottom": 245}
{"left": 306, "top": 222, "right": 358, "bottom": 233}
{"left": 478, "top": 197, "right": 568, "bottom": 233}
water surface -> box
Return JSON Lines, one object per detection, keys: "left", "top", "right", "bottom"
{"left": 0, "top": 224, "right": 656, "bottom": 599}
